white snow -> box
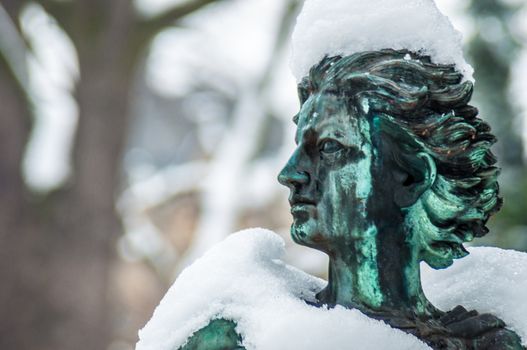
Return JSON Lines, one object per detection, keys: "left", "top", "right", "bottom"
{"left": 422, "top": 247, "right": 527, "bottom": 344}
{"left": 136, "top": 228, "right": 429, "bottom": 349}
{"left": 20, "top": 4, "right": 79, "bottom": 192}
{"left": 291, "top": 0, "right": 474, "bottom": 82}
{"left": 137, "top": 229, "right": 527, "bottom": 349}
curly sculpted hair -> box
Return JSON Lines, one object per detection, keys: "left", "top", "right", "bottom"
{"left": 296, "top": 50, "right": 502, "bottom": 269}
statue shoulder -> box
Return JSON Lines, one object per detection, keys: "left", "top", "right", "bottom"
{"left": 471, "top": 325, "right": 525, "bottom": 350}
{"left": 179, "top": 319, "right": 245, "bottom": 350}
{"left": 439, "top": 306, "right": 525, "bottom": 350}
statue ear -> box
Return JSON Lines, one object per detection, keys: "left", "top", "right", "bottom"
{"left": 393, "top": 152, "right": 436, "bottom": 208}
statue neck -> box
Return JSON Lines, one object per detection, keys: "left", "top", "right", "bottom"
{"left": 316, "top": 224, "right": 438, "bottom": 318}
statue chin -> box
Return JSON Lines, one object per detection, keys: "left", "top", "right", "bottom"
{"left": 290, "top": 218, "right": 323, "bottom": 249}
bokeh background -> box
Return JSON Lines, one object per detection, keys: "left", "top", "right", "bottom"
{"left": 0, "top": 0, "right": 526, "bottom": 349}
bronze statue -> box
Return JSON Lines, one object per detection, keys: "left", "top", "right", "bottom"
{"left": 178, "top": 50, "right": 524, "bottom": 349}
{"left": 277, "top": 50, "right": 523, "bottom": 349}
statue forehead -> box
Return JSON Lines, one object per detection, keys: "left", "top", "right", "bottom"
{"left": 295, "top": 91, "right": 365, "bottom": 144}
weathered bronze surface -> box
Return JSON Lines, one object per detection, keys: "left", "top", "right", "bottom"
{"left": 180, "top": 50, "right": 524, "bottom": 350}
{"left": 179, "top": 319, "right": 242, "bottom": 350}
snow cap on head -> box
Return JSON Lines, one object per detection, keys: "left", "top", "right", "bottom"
{"left": 291, "top": 0, "right": 473, "bottom": 82}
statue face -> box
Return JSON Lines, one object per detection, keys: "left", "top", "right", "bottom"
{"left": 278, "top": 92, "right": 376, "bottom": 252}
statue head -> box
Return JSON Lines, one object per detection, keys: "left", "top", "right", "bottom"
{"left": 278, "top": 50, "right": 501, "bottom": 271}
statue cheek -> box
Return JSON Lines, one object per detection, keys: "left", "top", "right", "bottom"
{"left": 319, "top": 169, "right": 358, "bottom": 238}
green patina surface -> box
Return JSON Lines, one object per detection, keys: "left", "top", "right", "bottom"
{"left": 179, "top": 50, "right": 522, "bottom": 350}
{"left": 356, "top": 226, "right": 383, "bottom": 308}
{"left": 179, "top": 319, "right": 244, "bottom": 350}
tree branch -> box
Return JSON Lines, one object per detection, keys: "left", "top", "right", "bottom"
{"left": 32, "top": 0, "right": 73, "bottom": 36}
{"left": 257, "top": 0, "right": 302, "bottom": 91}
{"left": 139, "top": 0, "right": 225, "bottom": 41}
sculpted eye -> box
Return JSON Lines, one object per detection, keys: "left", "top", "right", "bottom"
{"left": 319, "top": 139, "right": 343, "bottom": 154}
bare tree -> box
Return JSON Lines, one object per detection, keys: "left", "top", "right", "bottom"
{"left": 0, "top": 1, "right": 224, "bottom": 349}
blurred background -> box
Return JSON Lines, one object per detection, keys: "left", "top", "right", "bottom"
{"left": 0, "top": 0, "right": 526, "bottom": 349}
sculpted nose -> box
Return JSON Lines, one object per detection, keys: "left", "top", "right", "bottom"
{"left": 278, "top": 162, "right": 310, "bottom": 189}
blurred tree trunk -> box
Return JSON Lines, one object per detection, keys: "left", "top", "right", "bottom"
{"left": 0, "top": 1, "right": 134, "bottom": 348}
{"left": 0, "top": 0, "right": 223, "bottom": 349}
{"left": 0, "top": 50, "right": 41, "bottom": 350}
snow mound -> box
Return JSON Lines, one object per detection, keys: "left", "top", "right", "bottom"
{"left": 291, "top": 0, "right": 474, "bottom": 82}
{"left": 137, "top": 229, "right": 527, "bottom": 349}
{"left": 422, "top": 247, "right": 527, "bottom": 344}
{"left": 136, "top": 228, "right": 428, "bottom": 350}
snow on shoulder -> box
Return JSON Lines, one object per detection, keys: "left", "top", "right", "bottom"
{"left": 137, "top": 229, "right": 527, "bottom": 349}
{"left": 291, "top": 0, "right": 474, "bottom": 82}
{"left": 422, "top": 247, "right": 527, "bottom": 345}
{"left": 136, "top": 228, "right": 428, "bottom": 350}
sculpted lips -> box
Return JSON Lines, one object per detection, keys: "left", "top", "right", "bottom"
{"left": 289, "top": 195, "right": 317, "bottom": 217}
{"left": 289, "top": 194, "right": 316, "bottom": 207}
